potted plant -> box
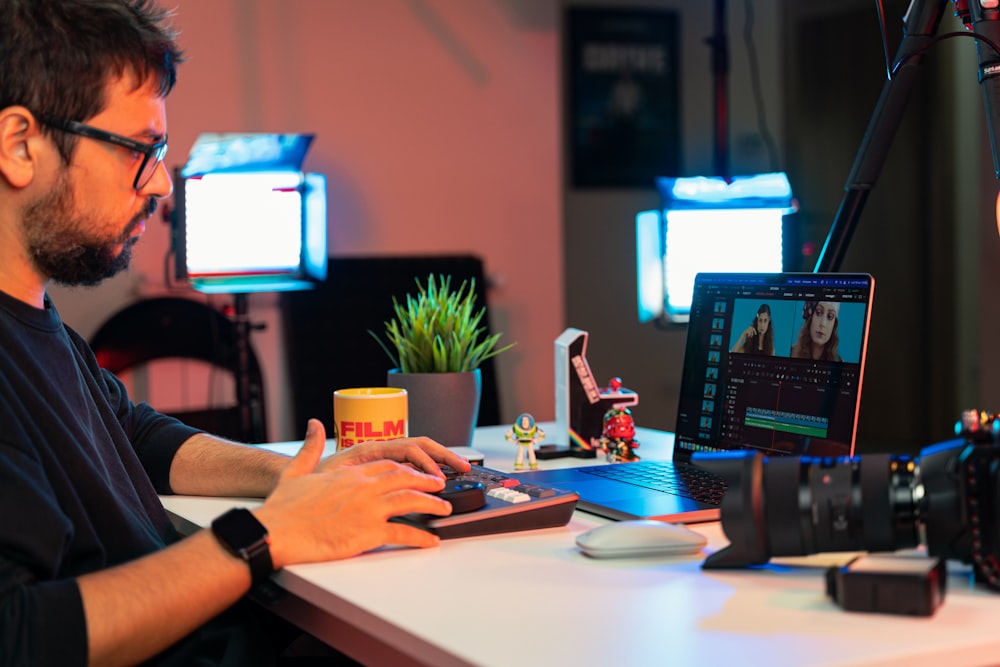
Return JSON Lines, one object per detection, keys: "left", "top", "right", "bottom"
{"left": 370, "top": 274, "right": 513, "bottom": 446}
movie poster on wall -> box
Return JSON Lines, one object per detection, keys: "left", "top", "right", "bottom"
{"left": 566, "top": 7, "right": 681, "bottom": 188}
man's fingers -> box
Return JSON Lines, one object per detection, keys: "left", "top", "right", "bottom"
{"left": 283, "top": 419, "right": 327, "bottom": 478}
{"left": 384, "top": 487, "right": 452, "bottom": 518}
{"left": 363, "top": 438, "right": 472, "bottom": 476}
{"left": 345, "top": 467, "right": 451, "bottom": 519}
{"left": 322, "top": 459, "right": 448, "bottom": 497}
{"left": 382, "top": 521, "right": 442, "bottom": 549}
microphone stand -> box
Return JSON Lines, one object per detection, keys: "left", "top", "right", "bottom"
{"left": 814, "top": 0, "right": 949, "bottom": 272}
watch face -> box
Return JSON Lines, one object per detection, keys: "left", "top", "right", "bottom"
{"left": 212, "top": 508, "right": 272, "bottom": 582}
{"left": 214, "top": 508, "right": 267, "bottom": 548}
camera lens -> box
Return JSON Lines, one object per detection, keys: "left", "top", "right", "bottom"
{"left": 697, "top": 451, "right": 922, "bottom": 568}
{"left": 799, "top": 454, "right": 919, "bottom": 553}
{"left": 767, "top": 455, "right": 921, "bottom": 557}
{"left": 697, "top": 432, "right": 997, "bottom": 584}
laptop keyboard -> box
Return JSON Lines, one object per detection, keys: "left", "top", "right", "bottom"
{"left": 581, "top": 461, "right": 727, "bottom": 505}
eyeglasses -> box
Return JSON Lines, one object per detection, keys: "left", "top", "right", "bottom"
{"left": 34, "top": 113, "right": 168, "bottom": 190}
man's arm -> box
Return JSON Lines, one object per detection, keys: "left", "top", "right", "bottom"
{"left": 81, "top": 420, "right": 456, "bottom": 667}
{"left": 166, "top": 432, "right": 290, "bottom": 497}
{"left": 77, "top": 523, "right": 255, "bottom": 667}
{"left": 166, "top": 427, "right": 473, "bottom": 498}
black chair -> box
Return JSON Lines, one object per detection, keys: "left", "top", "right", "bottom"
{"left": 281, "top": 255, "right": 502, "bottom": 436}
{"left": 89, "top": 297, "right": 268, "bottom": 443}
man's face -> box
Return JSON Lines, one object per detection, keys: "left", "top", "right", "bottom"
{"left": 21, "top": 169, "right": 154, "bottom": 286}
{"left": 22, "top": 73, "right": 170, "bottom": 286}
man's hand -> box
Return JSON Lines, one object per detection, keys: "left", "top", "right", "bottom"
{"left": 319, "top": 431, "right": 473, "bottom": 478}
{"left": 254, "top": 420, "right": 468, "bottom": 568}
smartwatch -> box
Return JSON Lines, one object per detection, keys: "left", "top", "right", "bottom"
{"left": 211, "top": 508, "right": 273, "bottom": 585}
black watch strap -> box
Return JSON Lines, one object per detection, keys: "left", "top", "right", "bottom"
{"left": 211, "top": 508, "right": 273, "bottom": 585}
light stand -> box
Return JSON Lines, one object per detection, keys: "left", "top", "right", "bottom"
{"left": 634, "top": 2, "right": 794, "bottom": 325}
{"left": 171, "top": 133, "right": 327, "bottom": 444}
{"left": 707, "top": 0, "right": 730, "bottom": 180}
{"left": 232, "top": 293, "right": 266, "bottom": 443}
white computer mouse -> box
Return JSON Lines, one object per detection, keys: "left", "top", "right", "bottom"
{"left": 576, "top": 519, "right": 708, "bottom": 558}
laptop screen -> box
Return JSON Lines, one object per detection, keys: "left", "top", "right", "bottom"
{"left": 674, "top": 272, "right": 874, "bottom": 461}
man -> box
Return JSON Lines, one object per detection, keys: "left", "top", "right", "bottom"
{"left": 0, "top": 2, "right": 470, "bottom": 665}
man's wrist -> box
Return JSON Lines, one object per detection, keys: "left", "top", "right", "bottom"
{"left": 211, "top": 508, "right": 274, "bottom": 584}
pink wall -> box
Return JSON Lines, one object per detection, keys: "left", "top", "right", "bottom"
{"left": 53, "top": 0, "right": 563, "bottom": 441}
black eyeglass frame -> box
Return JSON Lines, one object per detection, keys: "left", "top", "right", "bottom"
{"left": 34, "top": 113, "right": 168, "bottom": 190}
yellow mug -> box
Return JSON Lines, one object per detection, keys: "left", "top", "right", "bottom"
{"left": 333, "top": 387, "right": 408, "bottom": 450}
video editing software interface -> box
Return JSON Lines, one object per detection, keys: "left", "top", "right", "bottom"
{"left": 675, "top": 273, "right": 873, "bottom": 460}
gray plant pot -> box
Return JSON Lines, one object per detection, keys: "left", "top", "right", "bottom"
{"left": 387, "top": 368, "right": 481, "bottom": 447}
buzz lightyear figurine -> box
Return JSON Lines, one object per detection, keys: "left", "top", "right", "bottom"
{"left": 506, "top": 412, "right": 544, "bottom": 470}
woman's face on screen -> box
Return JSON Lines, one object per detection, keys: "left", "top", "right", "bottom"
{"left": 810, "top": 302, "right": 838, "bottom": 345}
{"left": 756, "top": 310, "right": 770, "bottom": 334}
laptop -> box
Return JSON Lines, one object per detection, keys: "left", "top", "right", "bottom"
{"left": 516, "top": 272, "right": 875, "bottom": 523}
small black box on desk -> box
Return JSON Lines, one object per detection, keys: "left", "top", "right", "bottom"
{"left": 826, "top": 555, "right": 947, "bottom": 617}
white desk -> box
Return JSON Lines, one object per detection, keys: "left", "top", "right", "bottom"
{"left": 161, "top": 425, "right": 1000, "bottom": 667}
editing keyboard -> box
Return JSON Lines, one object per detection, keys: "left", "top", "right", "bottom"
{"left": 393, "top": 464, "right": 579, "bottom": 539}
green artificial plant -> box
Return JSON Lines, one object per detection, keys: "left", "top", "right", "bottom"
{"left": 371, "top": 274, "right": 513, "bottom": 373}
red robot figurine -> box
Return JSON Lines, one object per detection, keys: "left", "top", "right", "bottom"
{"left": 592, "top": 406, "right": 640, "bottom": 462}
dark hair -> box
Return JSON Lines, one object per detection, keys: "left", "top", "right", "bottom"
{"left": 0, "top": 0, "right": 184, "bottom": 161}
{"left": 753, "top": 304, "right": 775, "bottom": 354}
{"left": 734, "top": 303, "right": 775, "bottom": 355}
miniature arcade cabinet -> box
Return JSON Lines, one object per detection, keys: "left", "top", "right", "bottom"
{"left": 552, "top": 328, "right": 639, "bottom": 458}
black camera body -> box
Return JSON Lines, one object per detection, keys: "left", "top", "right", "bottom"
{"left": 692, "top": 410, "right": 1000, "bottom": 590}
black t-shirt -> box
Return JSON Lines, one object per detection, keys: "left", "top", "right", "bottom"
{"left": 0, "top": 291, "right": 274, "bottom": 666}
